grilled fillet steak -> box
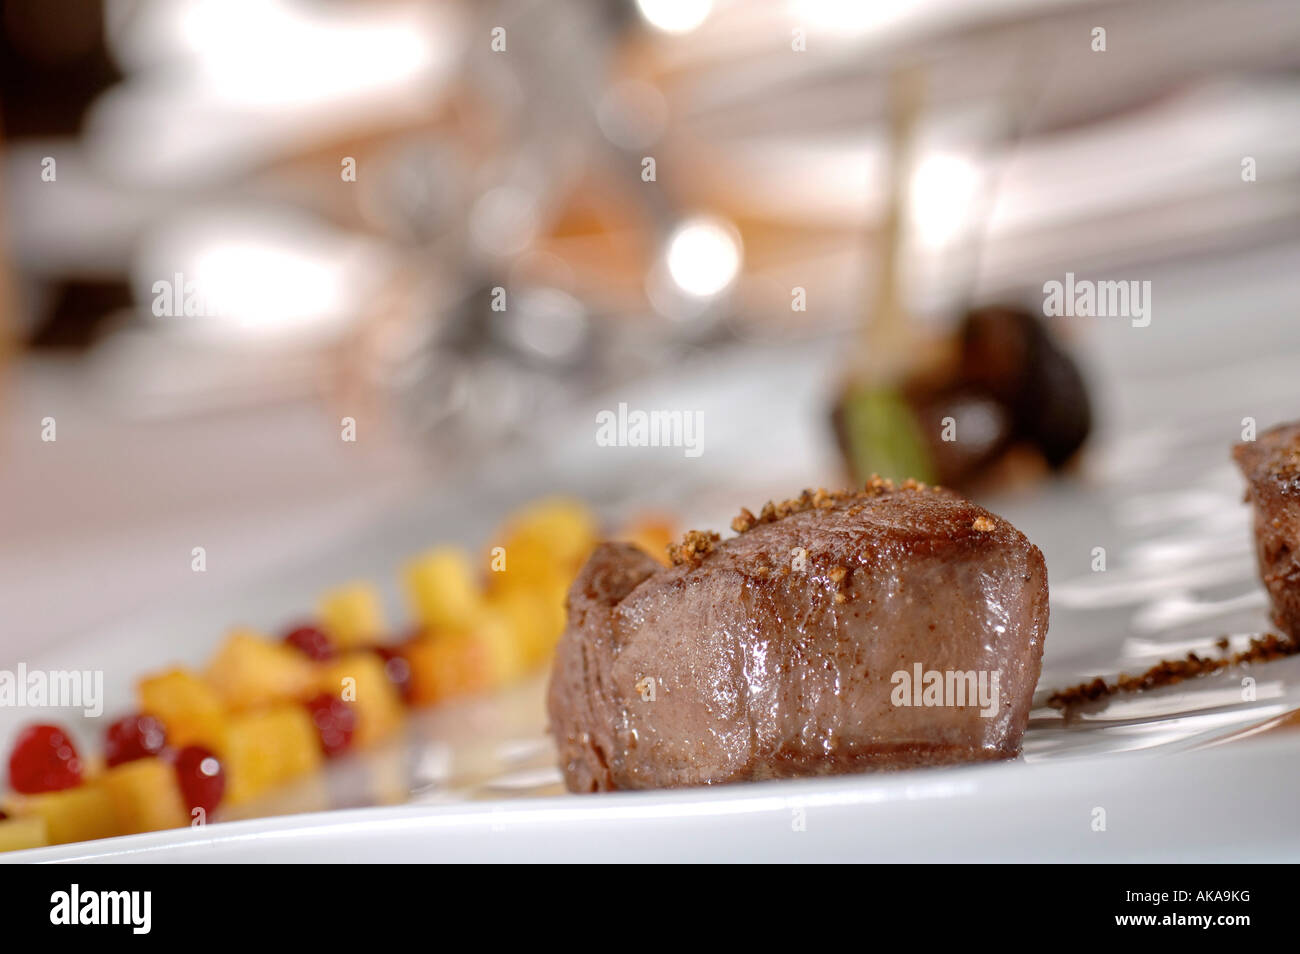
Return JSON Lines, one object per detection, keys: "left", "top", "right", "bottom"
{"left": 547, "top": 482, "right": 1049, "bottom": 792}
{"left": 1234, "top": 422, "right": 1300, "bottom": 640}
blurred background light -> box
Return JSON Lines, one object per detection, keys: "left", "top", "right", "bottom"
{"left": 179, "top": 0, "right": 436, "bottom": 108}
{"left": 790, "top": 0, "right": 919, "bottom": 34}
{"left": 910, "top": 153, "right": 981, "bottom": 250}
{"left": 635, "top": 0, "right": 713, "bottom": 35}
{"left": 132, "top": 211, "right": 384, "bottom": 345}
{"left": 665, "top": 216, "right": 743, "bottom": 298}
{"left": 187, "top": 243, "right": 337, "bottom": 335}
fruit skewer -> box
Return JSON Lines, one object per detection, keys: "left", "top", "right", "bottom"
{"left": 0, "top": 499, "right": 674, "bottom": 853}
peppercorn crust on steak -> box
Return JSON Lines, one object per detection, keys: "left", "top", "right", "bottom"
{"left": 1234, "top": 421, "right": 1300, "bottom": 641}
{"left": 547, "top": 480, "right": 1049, "bottom": 792}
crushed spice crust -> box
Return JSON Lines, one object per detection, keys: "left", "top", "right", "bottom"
{"left": 1274, "top": 451, "right": 1300, "bottom": 480}
{"left": 676, "top": 478, "right": 940, "bottom": 585}
{"left": 1265, "top": 434, "right": 1300, "bottom": 481}
{"left": 730, "top": 507, "right": 757, "bottom": 534}
{"left": 1046, "top": 633, "right": 1300, "bottom": 711}
{"left": 726, "top": 476, "right": 937, "bottom": 541}
{"left": 667, "top": 529, "right": 721, "bottom": 566}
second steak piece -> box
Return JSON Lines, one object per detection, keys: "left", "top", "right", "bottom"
{"left": 547, "top": 481, "right": 1049, "bottom": 792}
{"left": 1234, "top": 421, "right": 1300, "bottom": 640}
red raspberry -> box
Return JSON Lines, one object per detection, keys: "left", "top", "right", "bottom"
{"left": 283, "top": 624, "right": 337, "bottom": 661}
{"left": 305, "top": 693, "right": 356, "bottom": 757}
{"left": 104, "top": 714, "right": 168, "bottom": 767}
{"left": 8, "top": 724, "right": 83, "bottom": 793}
{"left": 174, "top": 746, "right": 226, "bottom": 816}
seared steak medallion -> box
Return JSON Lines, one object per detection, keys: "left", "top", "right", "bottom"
{"left": 1234, "top": 421, "right": 1300, "bottom": 640}
{"left": 547, "top": 480, "right": 1049, "bottom": 792}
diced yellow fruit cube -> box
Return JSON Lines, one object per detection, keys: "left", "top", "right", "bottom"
{"left": 219, "top": 705, "right": 322, "bottom": 805}
{"left": 483, "top": 590, "right": 559, "bottom": 670}
{"left": 489, "top": 498, "right": 597, "bottom": 593}
{"left": 487, "top": 589, "right": 550, "bottom": 669}
{"left": 6, "top": 784, "right": 120, "bottom": 845}
{"left": 473, "top": 613, "right": 527, "bottom": 686}
{"left": 0, "top": 815, "right": 48, "bottom": 853}
{"left": 217, "top": 772, "right": 330, "bottom": 821}
{"left": 100, "top": 757, "right": 188, "bottom": 834}
{"left": 513, "top": 497, "right": 599, "bottom": 565}
{"left": 205, "top": 629, "right": 318, "bottom": 711}
{"left": 138, "top": 668, "right": 227, "bottom": 749}
{"left": 319, "top": 582, "right": 387, "bottom": 649}
{"left": 316, "top": 652, "right": 404, "bottom": 747}
{"left": 403, "top": 547, "right": 484, "bottom": 631}
{"left": 406, "top": 634, "right": 491, "bottom": 706}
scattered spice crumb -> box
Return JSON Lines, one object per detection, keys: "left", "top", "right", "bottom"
{"left": 1047, "top": 633, "right": 1300, "bottom": 711}
{"left": 865, "top": 475, "right": 893, "bottom": 495}
{"left": 730, "top": 507, "right": 756, "bottom": 534}
{"left": 668, "top": 529, "right": 721, "bottom": 566}
{"left": 971, "top": 516, "right": 996, "bottom": 532}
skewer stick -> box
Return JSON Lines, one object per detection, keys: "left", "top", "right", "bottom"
{"left": 858, "top": 65, "right": 925, "bottom": 382}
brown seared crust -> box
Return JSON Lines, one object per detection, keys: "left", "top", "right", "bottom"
{"left": 1234, "top": 422, "right": 1300, "bottom": 639}
{"left": 546, "top": 543, "right": 661, "bottom": 793}
{"left": 1235, "top": 422, "right": 1300, "bottom": 497}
